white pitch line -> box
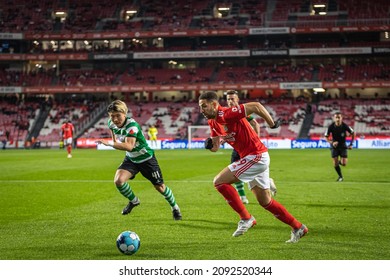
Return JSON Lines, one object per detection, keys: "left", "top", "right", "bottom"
{"left": 0, "top": 180, "right": 211, "bottom": 183}
{"left": 0, "top": 180, "right": 388, "bottom": 184}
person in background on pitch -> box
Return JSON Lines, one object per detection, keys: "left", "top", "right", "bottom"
{"left": 61, "top": 119, "right": 75, "bottom": 158}
{"left": 325, "top": 112, "right": 355, "bottom": 182}
{"left": 96, "top": 100, "right": 182, "bottom": 220}
{"left": 225, "top": 90, "right": 277, "bottom": 204}
{"left": 200, "top": 91, "right": 307, "bottom": 243}
{"left": 148, "top": 124, "right": 158, "bottom": 149}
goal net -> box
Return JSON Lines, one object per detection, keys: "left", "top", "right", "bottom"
{"left": 187, "top": 125, "right": 210, "bottom": 149}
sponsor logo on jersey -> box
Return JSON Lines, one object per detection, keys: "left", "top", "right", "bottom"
{"left": 231, "top": 105, "right": 242, "bottom": 113}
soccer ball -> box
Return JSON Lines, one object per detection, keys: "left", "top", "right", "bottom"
{"left": 116, "top": 231, "right": 141, "bottom": 255}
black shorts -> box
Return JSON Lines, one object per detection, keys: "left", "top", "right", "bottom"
{"left": 330, "top": 147, "right": 348, "bottom": 158}
{"left": 118, "top": 155, "right": 164, "bottom": 185}
{"left": 231, "top": 149, "right": 241, "bottom": 163}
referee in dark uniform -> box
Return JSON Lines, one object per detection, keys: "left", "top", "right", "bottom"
{"left": 325, "top": 112, "right": 356, "bottom": 181}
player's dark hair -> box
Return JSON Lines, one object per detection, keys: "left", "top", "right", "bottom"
{"left": 199, "top": 91, "right": 218, "bottom": 102}
{"left": 225, "top": 90, "right": 238, "bottom": 95}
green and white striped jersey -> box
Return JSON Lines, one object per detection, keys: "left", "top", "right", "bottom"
{"left": 108, "top": 117, "right": 154, "bottom": 163}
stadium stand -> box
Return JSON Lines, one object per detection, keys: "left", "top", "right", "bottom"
{"left": 310, "top": 99, "right": 390, "bottom": 138}
{"left": 81, "top": 101, "right": 199, "bottom": 139}
{"left": 38, "top": 99, "right": 105, "bottom": 143}
{"left": 0, "top": 97, "right": 41, "bottom": 142}
{"left": 0, "top": 0, "right": 389, "bottom": 33}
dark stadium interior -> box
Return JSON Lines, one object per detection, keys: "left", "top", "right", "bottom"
{"left": 0, "top": 0, "right": 389, "bottom": 147}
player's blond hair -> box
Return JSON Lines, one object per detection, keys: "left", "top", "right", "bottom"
{"left": 107, "top": 100, "right": 128, "bottom": 114}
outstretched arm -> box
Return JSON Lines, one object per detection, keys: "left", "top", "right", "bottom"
{"left": 244, "top": 102, "right": 277, "bottom": 128}
{"left": 96, "top": 130, "right": 136, "bottom": 152}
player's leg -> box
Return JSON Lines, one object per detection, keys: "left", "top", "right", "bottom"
{"left": 215, "top": 160, "right": 256, "bottom": 236}
{"left": 331, "top": 148, "right": 343, "bottom": 181}
{"left": 115, "top": 158, "right": 140, "bottom": 215}
{"left": 114, "top": 169, "right": 135, "bottom": 200}
{"left": 150, "top": 137, "right": 154, "bottom": 148}
{"left": 243, "top": 152, "right": 307, "bottom": 243}
{"left": 140, "top": 155, "right": 182, "bottom": 220}
{"left": 269, "top": 178, "right": 277, "bottom": 196}
{"left": 214, "top": 167, "right": 252, "bottom": 220}
{"left": 231, "top": 149, "right": 249, "bottom": 203}
{"left": 234, "top": 181, "right": 248, "bottom": 203}
{"left": 154, "top": 183, "right": 182, "bottom": 220}
{"left": 250, "top": 182, "right": 308, "bottom": 243}
{"left": 65, "top": 138, "right": 72, "bottom": 158}
{"left": 151, "top": 136, "right": 157, "bottom": 148}
{"left": 339, "top": 148, "right": 348, "bottom": 166}
{"left": 251, "top": 186, "right": 303, "bottom": 227}
{"left": 336, "top": 149, "right": 348, "bottom": 181}
{"left": 333, "top": 157, "right": 343, "bottom": 181}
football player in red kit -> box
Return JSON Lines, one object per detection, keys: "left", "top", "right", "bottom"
{"left": 199, "top": 91, "right": 307, "bottom": 243}
{"left": 61, "top": 119, "right": 75, "bottom": 158}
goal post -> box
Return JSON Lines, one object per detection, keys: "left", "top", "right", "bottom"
{"left": 187, "top": 125, "right": 210, "bottom": 149}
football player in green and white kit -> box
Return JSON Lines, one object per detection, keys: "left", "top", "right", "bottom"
{"left": 96, "top": 100, "right": 182, "bottom": 220}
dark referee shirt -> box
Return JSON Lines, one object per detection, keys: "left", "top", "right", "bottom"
{"left": 325, "top": 122, "right": 354, "bottom": 148}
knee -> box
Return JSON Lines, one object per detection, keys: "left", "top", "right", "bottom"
{"left": 213, "top": 176, "right": 224, "bottom": 188}
{"left": 252, "top": 187, "right": 271, "bottom": 207}
{"left": 212, "top": 176, "right": 218, "bottom": 187}
{"left": 154, "top": 184, "right": 164, "bottom": 193}
{"left": 259, "top": 197, "right": 271, "bottom": 207}
{"left": 114, "top": 176, "right": 126, "bottom": 187}
{"left": 258, "top": 194, "right": 271, "bottom": 207}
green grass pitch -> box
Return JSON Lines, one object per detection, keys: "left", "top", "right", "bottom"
{"left": 0, "top": 148, "right": 389, "bottom": 260}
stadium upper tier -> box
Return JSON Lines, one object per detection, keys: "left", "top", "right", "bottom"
{"left": 0, "top": 0, "right": 389, "bottom": 33}
{"left": 1, "top": 63, "right": 389, "bottom": 87}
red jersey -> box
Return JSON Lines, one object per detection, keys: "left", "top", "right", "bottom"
{"left": 208, "top": 104, "right": 267, "bottom": 158}
{"left": 61, "top": 122, "right": 74, "bottom": 138}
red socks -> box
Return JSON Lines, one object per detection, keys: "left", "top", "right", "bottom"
{"left": 67, "top": 145, "right": 72, "bottom": 154}
{"left": 263, "top": 199, "right": 301, "bottom": 230}
{"left": 215, "top": 183, "right": 251, "bottom": 220}
{"left": 215, "top": 184, "right": 301, "bottom": 230}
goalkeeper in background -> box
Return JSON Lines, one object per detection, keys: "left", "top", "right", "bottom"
{"left": 225, "top": 90, "right": 277, "bottom": 204}
{"left": 148, "top": 125, "right": 158, "bottom": 149}
{"left": 96, "top": 100, "right": 182, "bottom": 220}
{"left": 200, "top": 91, "right": 307, "bottom": 243}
